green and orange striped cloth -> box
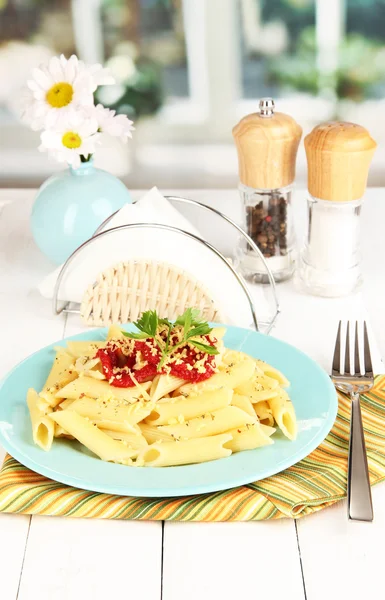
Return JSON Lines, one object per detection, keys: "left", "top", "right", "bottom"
{"left": 0, "top": 376, "right": 384, "bottom": 521}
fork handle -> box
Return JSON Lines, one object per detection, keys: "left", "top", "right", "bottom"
{"left": 347, "top": 394, "right": 373, "bottom": 522}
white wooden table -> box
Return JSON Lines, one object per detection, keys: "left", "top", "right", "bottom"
{"left": 0, "top": 188, "right": 384, "bottom": 600}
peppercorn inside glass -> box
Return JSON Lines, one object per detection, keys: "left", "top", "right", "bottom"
{"left": 238, "top": 184, "right": 295, "bottom": 283}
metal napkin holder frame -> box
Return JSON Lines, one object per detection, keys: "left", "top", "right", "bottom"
{"left": 53, "top": 196, "right": 280, "bottom": 333}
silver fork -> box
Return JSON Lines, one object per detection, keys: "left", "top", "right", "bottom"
{"left": 331, "top": 321, "right": 374, "bottom": 522}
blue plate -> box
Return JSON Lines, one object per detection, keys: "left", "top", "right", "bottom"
{"left": 0, "top": 325, "right": 337, "bottom": 497}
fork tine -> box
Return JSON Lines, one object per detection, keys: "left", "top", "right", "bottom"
{"left": 363, "top": 321, "right": 373, "bottom": 375}
{"left": 354, "top": 321, "right": 360, "bottom": 375}
{"left": 344, "top": 322, "right": 351, "bottom": 375}
{"left": 332, "top": 321, "right": 342, "bottom": 374}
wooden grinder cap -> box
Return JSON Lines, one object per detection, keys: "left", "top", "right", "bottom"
{"left": 305, "top": 121, "right": 377, "bottom": 202}
{"left": 232, "top": 98, "right": 302, "bottom": 190}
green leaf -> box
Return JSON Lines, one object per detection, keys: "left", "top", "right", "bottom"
{"left": 190, "top": 309, "right": 205, "bottom": 326}
{"left": 187, "top": 323, "right": 212, "bottom": 339}
{"left": 175, "top": 307, "right": 203, "bottom": 327}
{"left": 175, "top": 308, "right": 190, "bottom": 326}
{"left": 189, "top": 341, "right": 219, "bottom": 355}
{"left": 134, "top": 310, "right": 158, "bottom": 337}
{"left": 122, "top": 331, "right": 149, "bottom": 340}
{"left": 159, "top": 317, "right": 172, "bottom": 328}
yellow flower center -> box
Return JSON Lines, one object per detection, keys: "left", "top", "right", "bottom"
{"left": 46, "top": 82, "right": 74, "bottom": 108}
{"left": 62, "top": 131, "right": 82, "bottom": 149}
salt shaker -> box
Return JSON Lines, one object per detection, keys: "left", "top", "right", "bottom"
{"left": 299, "top": 121, "right": 377, "bottom": 297}
{"left": 233, "top": 98, "right": 302, "bottom": 283}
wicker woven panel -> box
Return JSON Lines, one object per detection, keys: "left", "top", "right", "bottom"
{"left": 80, "top": 260, "right": 224, "bottom": 327}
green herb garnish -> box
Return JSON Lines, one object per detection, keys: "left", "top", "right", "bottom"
{"left": 123, "top": 308, "right": 219, "bottom": 370}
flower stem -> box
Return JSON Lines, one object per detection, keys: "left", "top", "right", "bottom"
{"left": 80, "top": 154, "right": 93, "bottom": 163}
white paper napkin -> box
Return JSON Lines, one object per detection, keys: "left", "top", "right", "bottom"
{"left": 38, "top": 187, "right": 202, "bottom": 300}
{"left": 38, "top": 187, "right": 255, "bottom": 328}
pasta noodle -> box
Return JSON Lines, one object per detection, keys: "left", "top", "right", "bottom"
{"left": 27, "top": 310, "right": 296, "bottom": 467}
{"left": 49, "top": 411, "right": 137, "bottom": 462}
{"left": 55, "top": 377, "right": 151, "bottom": 402}
{"left": 158, "top": 406, "right": 255, "bottom": 440}
{"left": 138, "top": 434, "right": 232, "bottom": 467}
{"left": 224, "top": 422, "right": 276, "bottom": 453}
{"left": 253, "top": 401, "right": 275, "bottom": 427}
{"left": 255, "top": 360, "right": 290, "bottom": 388}
{"left": 268, "top": 390, "right": 297, "bottom": 440}
{"left": 178, "top": 358, "right": 255, "bottom": 396}
{"left": 235, "top": 374, "right": 279, "bottom": 403}
{"left": 146, "top": 388, "right": 233, "bottom": 425}
{"left": 150, "top": 374, "right": 185, "bottom": 401}
{"left": 231, "top": 393, "right": 256, "bottom": 417}
{"left": 27, "top": 388, "right": 55, "bottom": 451}
{"left": 69, "top": 396, "right": 152, "bottom": 432}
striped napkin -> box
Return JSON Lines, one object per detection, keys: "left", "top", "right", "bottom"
{"left": 1, "top": 376, "right": 384, "bottom": 521}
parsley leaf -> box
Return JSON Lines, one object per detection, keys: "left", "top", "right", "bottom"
{"left": 176, "top": 308, "right": 212, "bottom": 342}
{"left": 189, "top": 340, "right": 219, "bottom": 355}
{"left": 122, "top": 308, "right": 218, "bottom": 368}
{"left": 187, "top": 323, "right": 212, "bottom": 339}
{"left": 135, "top": 310, "right": 158, "bottom": 337}
{"left": 122, "top": 331, "right": 149, "bottom": 340}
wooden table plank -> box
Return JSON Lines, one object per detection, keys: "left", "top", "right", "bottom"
{"left": 163, "top": 521, "right": 305, "bottom": 600}
{"left": 297, "top": 484, "right": 385, "bottom": 600}
{"left": 17, "top": 517, "right": 162, "bottom": 600}
{"left": 0, "top": 514, "right": 31, "bottom": 600}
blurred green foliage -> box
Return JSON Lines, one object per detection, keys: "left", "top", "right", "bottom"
{"left": 268, "top": 27, "right": 385, "bottom": 99}
{"left": 94, "top": 58, "right": 163, "bottom": 119}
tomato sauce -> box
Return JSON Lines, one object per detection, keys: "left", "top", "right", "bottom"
{"left": 96, "top": 335, "right": 217, "bottom": 388}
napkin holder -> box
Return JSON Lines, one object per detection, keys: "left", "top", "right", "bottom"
{"left": 53, "top": 196, "right": 280, "bottom": 333}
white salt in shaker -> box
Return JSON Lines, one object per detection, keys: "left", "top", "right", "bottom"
{"left": 233, "top": 98, "right": 302, "bottom": 283}
{"left": 299, "top": 121, "right": 376, "bottom": 297}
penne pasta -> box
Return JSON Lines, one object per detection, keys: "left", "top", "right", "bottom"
{"left": 146, "top": 388, "right": 233, "bottom": 425}
{"left": 150, "top": 374, "right": 185, "bottom": 402}
{"left": 260, "top": 424, "right": 276, "bottom": 437}
{"left": 235, "top": 374, "right": 279, "bottom": 403}
{"left": 139, "top": 423, "right": 174, "bottom": 444}
{"left": 102, "top": 429, "right": 148, "bottom": 450}
{"left": 178, "top": 358, "right": 255, "bottom": 396}
{"left": 42, "top": 350, "right": 74, "bottom": 391}
{"left": 73, "top": 356, "right": 105, "bottom": 380}
{"left": 66, "top": 340, "right": 105, "bottom": 358}
{"left": 138, "top": 433, "right": 232, "bottom": 467}
{"left": 268, "top": 391, "right": 297, "bottom": 440}
{"left": 69, "top": 396, "right": 152, "bottom": 432}
{"left": 253, "top": 401, "right": 275, "bottom": 427}
{"left": 107, "top": 325, "right": 126, "bottom": 340}
{"left": 39, "top": 351, "right": 78, "bottom": 408}
{"left": 255, "top": 360, "right": 290, "bottom": 388}
{"left": 55, "top": 376, "right": 151, "bottom": 402}
{"left": 54, "top": 424, "right": 75, "bottom": 439}
{"left": 57, "top": 398, "right": 75, "bottom": 410}
{"left": 224, "top": 422, "right": 276, "bottom": 453}
{"left": 27, "top": 388, "right": 55, "bottom": 451}
{"left": 210, "top": 326, "right": 226, "bottom": 340}
{"left": 159, "top": 406, "right": 255, "bottom": 440}
{"left": 49, "top": 410, "right": 137, "bottom": 462}
{"left": 231, "top": 393, "right": 256, "bottom": 417}
{"left": 222, "top": 350, "right": 263, "bottom": 374}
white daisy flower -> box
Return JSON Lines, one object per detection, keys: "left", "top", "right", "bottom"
{"left": 39, "top": 114, "right": 100, "bottom": 169}
{"left": 85, "top": 104, "right": 135, "bottom": 142}
{"left": 23, "top": 54, "right": 115, "bottom": 131}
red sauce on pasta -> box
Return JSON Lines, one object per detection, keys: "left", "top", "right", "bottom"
{"left": 96, "top": 335, "right": 217, "bottom": 388}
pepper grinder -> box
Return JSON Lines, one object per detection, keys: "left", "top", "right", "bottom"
{"left": 299, "top": 121, "right": 377, "bottom": 297}
{"left": 233, "top": 98, "right": 302, "bottom": 283}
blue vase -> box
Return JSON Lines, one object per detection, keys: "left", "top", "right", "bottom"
{"left": 31, "top": 160, "right": 132, "bottom": 264}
